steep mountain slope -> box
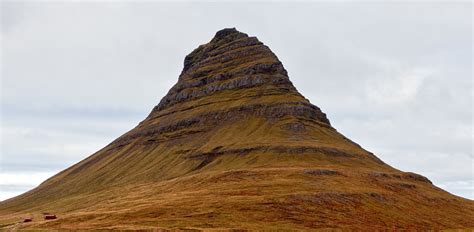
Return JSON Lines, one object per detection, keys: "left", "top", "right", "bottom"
{"left": 1, "top": 28, "right": 473, "bottom": 230}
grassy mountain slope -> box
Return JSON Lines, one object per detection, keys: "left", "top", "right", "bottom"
{"left": 1, "top": 28, "right": 472, "bottom": 230}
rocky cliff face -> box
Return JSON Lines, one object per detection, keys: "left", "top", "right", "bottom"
{"left": 1, "top": 28, "right": 472, "bottom": 231}
{"left": 111, "top": 28, "right": 330, "bottom": 149}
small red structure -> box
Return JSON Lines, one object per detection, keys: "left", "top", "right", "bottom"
{"left": 23, "top": 217, "right": 32, "bottom": 222}
{"left": 44, "top": 214, "right": 57, "bottom": 220}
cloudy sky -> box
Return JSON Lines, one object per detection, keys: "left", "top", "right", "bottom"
{"left": 1, "top": 1, "right": 472, "bottom": 200}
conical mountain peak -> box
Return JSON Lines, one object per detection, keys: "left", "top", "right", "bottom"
{"left": 152, "top": 28, "right": 326, "bottom": 124}
{"left": 182, "top": 28, "right": 250, "bottom": 73}
{"left": 181, "top": 28, "right": 281, "bottom": 76}
{"left": 3, "top": 29, "right": 472, "bottom": 230}
{"left": 211, "top": 28, "right": 248, "bottom": 43}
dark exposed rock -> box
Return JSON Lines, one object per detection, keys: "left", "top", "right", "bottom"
{"left": 182, "top": 28, "right": 249, "bottom": 73}
{"left": 403, "top": 172, "right": 432, "bottom": 184}
{"left": 281, "top": 122, "right": 306, "bottom": 133}
{"left": 111, "top": 101, "right": 331, "bottom": 150}
{"left": 369, "top": 171, "right": 432, "bottom": 184}
{"left": 187, "top": 146, "right": 357, "bottom": 170}
{"left": 287, "top": 192, "right": 389, "bottom": 205}
{"left": 156, "top": 73, "right": 292, "bottom": 111}
{"left": 303, "top": 169, "right": 341, "bottom": 176}
{"left": 397, "top": 183, "right": 417, "bottom": 189}
{"left": 213, "top": 28, "right": 242, "bottom": 41}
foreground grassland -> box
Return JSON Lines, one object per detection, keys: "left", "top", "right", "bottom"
{"left": 2, "top": 159, "right": 473, "bottom": 230}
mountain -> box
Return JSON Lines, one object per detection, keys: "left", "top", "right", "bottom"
{"left": 1, "top": 28, "right": 473, "bottom": 230}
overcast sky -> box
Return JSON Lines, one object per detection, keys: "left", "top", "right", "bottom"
{"left": 0, "top": 1, "right": 472, "bottom": 200}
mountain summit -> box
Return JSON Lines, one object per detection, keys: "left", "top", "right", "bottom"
{"left": 1, "top": 28, "right": 473, "bottom": 230}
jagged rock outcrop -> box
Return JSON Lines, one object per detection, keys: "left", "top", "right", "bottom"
{"left": 1, "top": 28, "right": 472, "bottom": 231}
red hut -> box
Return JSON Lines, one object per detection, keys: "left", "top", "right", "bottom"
{"left": 44, "top": 214, "right": 57, "bottom": 220}
{"left": 23, "top": 217, "right": 32, "bottom": 222}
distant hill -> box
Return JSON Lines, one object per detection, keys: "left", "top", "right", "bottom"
{"left": 1, "top": 28, "right": 472, "bottom": 230}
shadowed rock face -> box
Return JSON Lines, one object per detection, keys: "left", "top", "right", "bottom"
{"left": 1, "top": 28, "right": 473, "bottom": 231}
